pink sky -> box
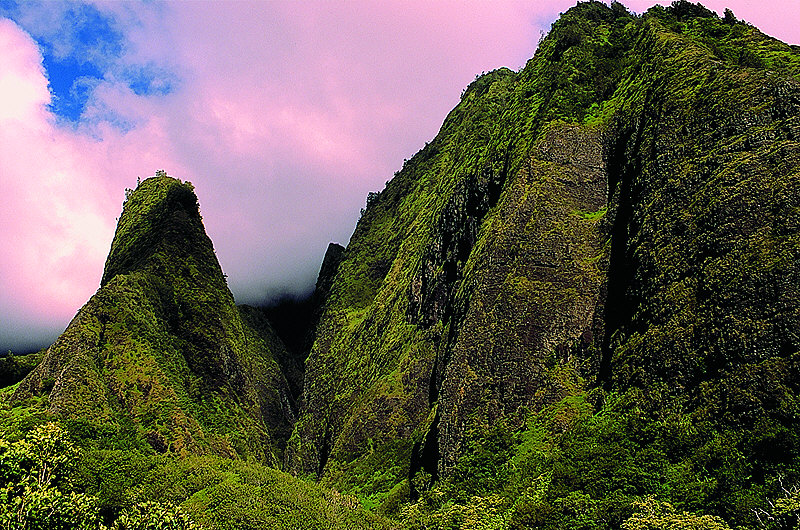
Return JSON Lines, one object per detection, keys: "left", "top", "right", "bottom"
{"left": 1, "top": 1, "right": 799, "bottom": 351}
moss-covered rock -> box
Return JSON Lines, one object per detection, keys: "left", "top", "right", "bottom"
{"left": 288, "top": 2, "right": 800, "bottom": 526}
{"left": 13, "top": 175, "right": 298, "bottom": 464}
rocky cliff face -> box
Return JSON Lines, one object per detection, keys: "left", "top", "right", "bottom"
{"left": 432, "top": 122, "right": 609, "bottom": 478}
{"left": 14, "top": 176, "right": 298, "bottom": 464}
{"left": 286, "top": 0, "right": 629, "bottom": 489}
{"left": 287, "top": 2, "right": 800, "bottom": 525}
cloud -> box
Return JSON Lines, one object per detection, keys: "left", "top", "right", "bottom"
{"left": 0, "top": 18, "right": 48, "bottom": 122}
{"left": 80, "top": 0, "right": 552, "bottom": 303}
{"left": 0, "top": 17, "right": 109, "bottom": 348}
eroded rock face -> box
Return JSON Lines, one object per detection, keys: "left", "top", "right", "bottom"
{"left": 403, "top": 123, "right": 610, "bottom": 485}
{"left": 15, "top": 176, "right": 298, "bottom": 463}
{"left": 435, "top": 123, "right": 608, "bottom": 475}
{"left": 408, "top": 155, "right": 509, "bottom": 329}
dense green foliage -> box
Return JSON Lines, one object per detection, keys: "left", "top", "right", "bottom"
{"left": 0, "top": 351, "right": 43, "bottom": 388}
{"left": 0, "top": 421, "right": 392, "bottom": 529}
{"left": 0, "top": 422, "right": 199, "bottom": 529}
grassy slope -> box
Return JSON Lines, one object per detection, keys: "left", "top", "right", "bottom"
{"left": 72, "top": 448, "right": 397, "bottom": 529}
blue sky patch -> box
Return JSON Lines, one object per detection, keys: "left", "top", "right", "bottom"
{"left": 124, "top": 64, "right": 178, "bottom": 97}
{"left": 42, "top": 55, "right": 103, "bottom": 122}
{"left": 1, "top": 0, "right": 176, "bottom": 125}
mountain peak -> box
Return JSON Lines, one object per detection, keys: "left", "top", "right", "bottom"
{"left": 101, "top": 174, "right": 216, "bottom": 287}
{"left": 13, "top": 173, "right": 298, "bottom": 462}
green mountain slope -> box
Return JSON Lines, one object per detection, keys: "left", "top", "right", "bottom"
{"left": 287, "top": 2, "right": 800, "bottom": 527}
{"left": 12, "top": 175, "right": 299, "bottom": 464}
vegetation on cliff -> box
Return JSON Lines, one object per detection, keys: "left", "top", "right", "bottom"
{"left": 12, "top": 174, "right": 301, "bottom": 463}
{"left": 3, "top": 1, "right": 800, "bottom": 529}
{"left": 287, "top": 1, "right": 800, "bottom": 528}
{"left": 0, "top": 174, "right": 392, "bottom": 528}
